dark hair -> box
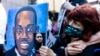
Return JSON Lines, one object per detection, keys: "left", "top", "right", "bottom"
{"left": 66, "top": 4, "right": 100, "bottom": 41}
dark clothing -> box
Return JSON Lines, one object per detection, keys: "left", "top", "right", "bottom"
{"left": 51, "top": 35, "right": 71, "bottom": 56}
{"left": 70, "top": 0, "right": 87, "bottom": 6}
{"left": 0, "top": 44, "right": 4, "bottom": 56}
{"left": 35, "top": 41, "right": 42, "bottom": 50}
{"left": 6, "top": 47, "right": 17, "bottom": 56}
{"left": 6, "top": 47, "right": 35, "bottom": 56}
{"left": 82, "top": 43, "right": 100, "bottom": 56}
{"left": 35, "top": 41, "right": 42, "bottom": 56}
{"left": 51, "top": 34, "right": 100, "bottom": 56}
{"left": 51, "top": 36, "right": 100, "bottom": 56}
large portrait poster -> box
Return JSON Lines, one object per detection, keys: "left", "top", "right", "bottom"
{"left": 6, "top": 3, "right": 48, "bottom": 56}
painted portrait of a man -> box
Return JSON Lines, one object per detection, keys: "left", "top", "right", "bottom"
{"left": 6, "top": 6, "right": 37, "bottom": 56}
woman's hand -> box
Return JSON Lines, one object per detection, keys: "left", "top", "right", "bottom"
{"left": 66, "top": 40, "right": 87, "bottom": 55}
{"left": 39, "top": 46, "right": 56, "bottom": 56}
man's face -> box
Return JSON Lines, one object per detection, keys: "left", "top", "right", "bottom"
{"left": 15, "top": 11, "right": 35, "bottom": 55}
{"left": 36, "top": 34, "right": 43, "bottom": 43}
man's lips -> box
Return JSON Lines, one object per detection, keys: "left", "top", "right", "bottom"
{"left": 20, "top": 42, "right": 29, "bottom": 49}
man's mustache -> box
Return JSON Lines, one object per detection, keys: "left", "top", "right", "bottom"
{"left": 20, "top": 38, "right": 30, "bottom": 42}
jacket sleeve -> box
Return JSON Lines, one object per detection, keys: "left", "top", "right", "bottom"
{"left": 51, "top": 36, "right": 66, "bottom": 56}
{"left": 87, "top": 31, "right": 100, "bottom": 46}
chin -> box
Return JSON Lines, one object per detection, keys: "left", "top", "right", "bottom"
{"left": 18, "top": 48, "right": 29, "bottom": 55}
{"left": 20, "top": 50, "right": 29, "bottom": 55}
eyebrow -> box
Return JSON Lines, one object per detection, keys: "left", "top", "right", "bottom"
{"left": 16, "top": 24, "right": 34, "bottom": 27}
{"left": 27, "top": 24, "right": 34, "bottom": 27}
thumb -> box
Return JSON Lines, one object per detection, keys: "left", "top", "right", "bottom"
{"left": 68, "top": 42, "right": 80, "bottom": 47}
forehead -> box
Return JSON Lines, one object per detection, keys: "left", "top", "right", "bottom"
{"left": 17, "top": 11, "right": 34, "bottom": 23}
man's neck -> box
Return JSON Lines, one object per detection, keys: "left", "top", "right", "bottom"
{"left": 15, "top": 48, "right": 32, "bottom": 56}
{"left": 15, "top": 48, "right": 21, "bottom": 56}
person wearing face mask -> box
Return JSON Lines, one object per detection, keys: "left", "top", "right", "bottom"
{"left": 64, "top": 4, "right": 100, "bottom": 56}
{"left": 39, "top": 4, "right": 100, "bottom": 56}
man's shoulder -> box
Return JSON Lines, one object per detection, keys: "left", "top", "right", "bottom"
{"left": 6, "top": 47, "right": 17, "bottom": 56}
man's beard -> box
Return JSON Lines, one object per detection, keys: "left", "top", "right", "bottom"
{"left": 15, "top": 38, "right": 33, "bottom": 56}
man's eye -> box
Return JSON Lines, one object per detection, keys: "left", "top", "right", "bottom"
{"left": 16, "top": 27, "right": 23, "bottom": 33}
{"left": 16, "top": 29, "right": 22, "bottom": 33}
{"left": 26, "top": 27, "right": 33, "bottom": 33}
{"left": 27, "top": 28, "right": 33, "bottom": 32}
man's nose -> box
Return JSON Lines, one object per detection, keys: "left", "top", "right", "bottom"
{"left": 22, "top": 29, "right": 27, "bottom": 38}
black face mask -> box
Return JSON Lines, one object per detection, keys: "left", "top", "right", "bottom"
{"left": 65, "top": 25, "right": 83, "bottom": 37}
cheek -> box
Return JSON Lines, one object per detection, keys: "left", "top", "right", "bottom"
{"left": 27, "top": 33, "right": 33, "bottom": 40}
{"left": 16, "top": 33, "right": 22, "bottom": 40}
{"left": 76, "top": 26, "right": 83, "bottom": 30}
{"left": 41, "top": 38, "right": 43, "bottom": 40}
{"left": 78, "top": 25, "right": 84, "bottom": 30}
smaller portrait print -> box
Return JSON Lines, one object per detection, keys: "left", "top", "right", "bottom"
{"left": 34, "top": 33, "right": 45, "bottom": 56}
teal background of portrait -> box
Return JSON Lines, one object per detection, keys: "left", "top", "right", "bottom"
{"left": 6, "top": 3, "right": 48, "bottom": 51}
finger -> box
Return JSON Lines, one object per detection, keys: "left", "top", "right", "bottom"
{"left": 68, "top": 47, "right": 82, "bottom": 52}
{"left": 68, "top": 43, "right": 81, "bottom": 48}
{"left": 39, "top": 46, "right": 49, "bottom": 54}
{"left": 39, "top": 50, "right": 48, "bottom": 56}
{"left": 68, "top": 51, "right": 82, "bottom": 55}
{"left": 39, "top": 48, "right": 48, "bottom": 54}
{"left": 68, "top": 42, "right": 80, "bottom": 47}
{"left": 41, "top": 46, "right": 48, "bottom": 50}
{"left": 69, "top": 48, "right": 82, "bottom": 52}
{"left": 68, "top": 48, "right": 82, "bottom": 55}
{"left": 39, "top": 49, "right": 48, "bottom": 56}
{"left": 68, "top": 49, "right": 82, "bottom": 53}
